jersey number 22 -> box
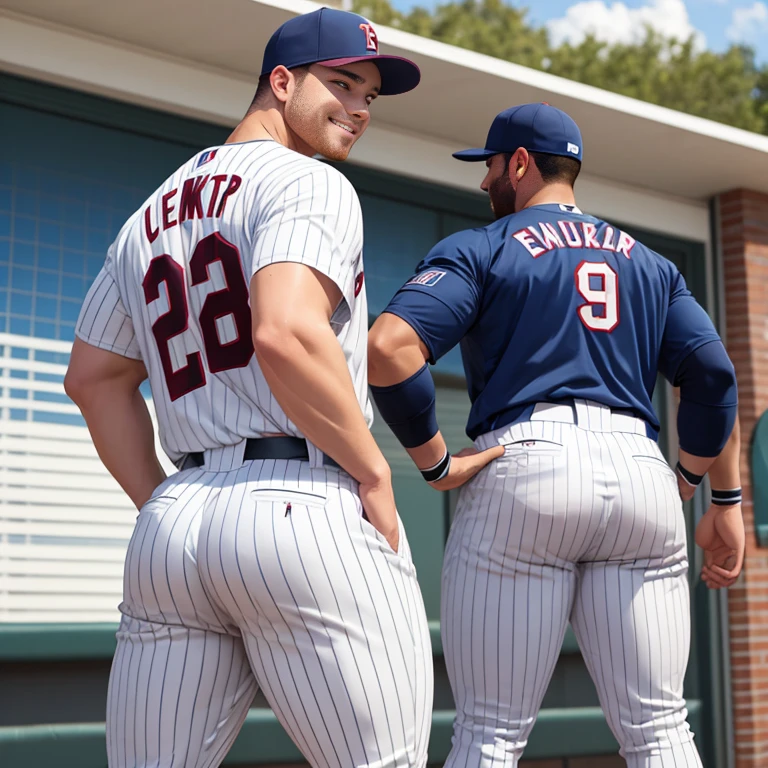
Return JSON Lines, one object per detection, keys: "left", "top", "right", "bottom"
{"left": 143, "top": 233, "right": 253, "bottom": 401}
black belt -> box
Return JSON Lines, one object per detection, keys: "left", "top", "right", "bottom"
{"left": 180, "top": 437, "right": 339, "bottom": 471}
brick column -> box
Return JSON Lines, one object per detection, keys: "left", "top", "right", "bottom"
{"left": 719, "top": 189, "right": 768, "bottom": 768}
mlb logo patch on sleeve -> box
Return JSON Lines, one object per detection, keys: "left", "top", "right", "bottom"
{"left": 196, "top": 150, "right": 217, "bottom": 168}
{"left": 406, "top": 270, "right": 447, "bottom": 287}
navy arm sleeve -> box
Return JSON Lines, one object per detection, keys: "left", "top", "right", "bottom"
{"left": 658, "top": 269, "right": 737, "bottom": 456}
{"left": 658, "top": 270, "right": 721, "bottom": 384}
{"left": 674, "top": 340, "right": 737, "bottom": 456}
{"left": 383, "top": 229, "right": 488, "bottom": 363}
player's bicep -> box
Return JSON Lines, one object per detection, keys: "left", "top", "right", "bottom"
{"left": 76, "top": 265, "right": 142, "bottom": 360}
{"left": 66, "top": 337, "right": 148, "bottom": 396}
{"left": 250, "top": 262, "right": 342, "bottom": 342}
{"left": 370, "top": 312, "right": 431, "bottom": 360}
{"left": 658, "top": 292, "right": 721, "bottom": 384}
{"left": 384, "top": 269, "right": 479, "bottom": 363}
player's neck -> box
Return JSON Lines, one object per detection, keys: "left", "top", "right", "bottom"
{"left": 226, "top": 110, "right": 315, "bottom": 157}
{"left": 519, "top": 183, "right": 576, "bottom": 212}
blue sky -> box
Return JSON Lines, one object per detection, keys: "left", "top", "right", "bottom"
{"left": 389, "top": 0, "right": 768, "bottom": 64}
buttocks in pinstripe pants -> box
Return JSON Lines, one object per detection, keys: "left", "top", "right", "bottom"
{"left": 107, "top": 448, "right": 433, "bottom": 768}
{"left": 441, "top": 401, "right": 703, "bottom": 768}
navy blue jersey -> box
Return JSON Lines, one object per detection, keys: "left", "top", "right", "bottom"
{"left": 384, "top": 203, "right": 721, "bottom": 440}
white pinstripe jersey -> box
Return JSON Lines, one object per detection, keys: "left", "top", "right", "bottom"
{"left": 76, "top": 140, "right": 370, "bottom": 465}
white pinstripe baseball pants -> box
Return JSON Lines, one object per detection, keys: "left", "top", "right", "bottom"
{"left": 441, "top": 401, "right": 702, "bottom": 768}
{"left": 106, "top": 450, "right": 433, "bottom": 768}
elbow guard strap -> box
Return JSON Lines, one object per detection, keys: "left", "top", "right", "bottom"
{"left": 370, "top": 364, "right": 439, "bottom": 449}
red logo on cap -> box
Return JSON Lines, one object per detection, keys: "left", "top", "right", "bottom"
{"left": 359, "top": 23, "right": 378, "bottom": 52}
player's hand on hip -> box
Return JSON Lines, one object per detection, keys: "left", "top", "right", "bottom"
{"left": 359, "top": 475, "right": 400, "bottom": 553}
{"left": 695, "top": 503, "right": 745, "bottom": 589}
{"left": 428, "top": 445, "right": 505, "bottom": 492}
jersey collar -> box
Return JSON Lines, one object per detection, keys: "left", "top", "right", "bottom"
{"left": 527, "top": 203, "right": 584, "bottom": 215}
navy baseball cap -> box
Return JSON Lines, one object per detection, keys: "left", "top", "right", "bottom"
{"left": 260, "top": 8, "right": 420, "bottom": 96}
{"left": 453, "top": 103, "right": 583, "bottom": 162}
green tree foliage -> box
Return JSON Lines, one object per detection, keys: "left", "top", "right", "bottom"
{"left": 754, "top": 59, "right": 768, "bottom": 128}
{"left": 355, "top": 0, "right": 547, "bottom": 66}
{"left": 402, "top": 0, "right": 549, "bottom": 71}
{"left": 547, "top": 33, "right": 766, "bottom": 133}
{"left": 352, "top": 0, "right": 768, "bottom": 135}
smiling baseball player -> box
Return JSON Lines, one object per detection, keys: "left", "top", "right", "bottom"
{"left": 61, "top": 9, "right": 472, "bottom": 768}
{"left": 367, "top": 103, "right": 743, "bottom": 767}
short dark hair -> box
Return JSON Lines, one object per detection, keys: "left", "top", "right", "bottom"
{"left": 500, "top": 150, "right": 581, "bottom": 187}
{"left": 247, "top": 66, "right": 310, "bottom": 113}
{"left": 529, "top": 151, "right": 581, "bottom": 186}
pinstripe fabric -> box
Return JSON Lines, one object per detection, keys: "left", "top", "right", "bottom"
{"left": 107, "top": 455, "right": 433, "bottom": 768}
{"left": 88, "top": 141, "right": 430, "bottom": 767}
{"left": 75, "top": 141, "right": 370, "bottom": 469}
{"left": 441, "top": 404, "right": 702, "bottom": 768}
{"left": 75, "top": 256, "right": 143, "bottom": 359}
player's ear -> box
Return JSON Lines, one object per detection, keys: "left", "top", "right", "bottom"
{"left": 515, "top": 148, "right": 530, "bottom": 181}
{"left": 269, "top": 66, "right": 292, "bottom": 104}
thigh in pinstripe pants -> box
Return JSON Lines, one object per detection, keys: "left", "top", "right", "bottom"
{"left": 107, "top": 457, "right": 433, "bottom": 768}
{"left": 571, "top": 432, "right": 701, "bottom": 768}
{"left": 440, "top": 417, "right": 702, "bottom": 768}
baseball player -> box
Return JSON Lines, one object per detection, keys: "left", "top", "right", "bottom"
{"left": 367, "top": 103, "right": 743, "bottom": 767}
{"left": 64, "top": 9, "right": 501, "bottom": 767}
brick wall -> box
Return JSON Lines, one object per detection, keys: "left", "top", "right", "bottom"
{"left": 719, "top": 189, "right": 768, "bottom": 768}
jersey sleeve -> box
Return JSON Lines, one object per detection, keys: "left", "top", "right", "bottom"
{"left": 383, "top": 230, "right": 487, "bottom": 363}
{"left": 75, "top": 249, "right": 142, "bottom": 360}
{"left": 658, "top": 268, "right": 721, "bottom": 385}
{"left": 250, "top": 163, "right": 363, "bottom": 311}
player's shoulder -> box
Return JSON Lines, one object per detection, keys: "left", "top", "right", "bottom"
{"left": 108, "top": 206, "right": 146, "bottom": 265}
{"left": 261, "top": 151, "right": 360, "bottom": 213}
{"left": 250, "top": 143, "right": 354, "bottom": 188}
{"left": 589, "top": 213, "right": 677, "bottom": 267}
{"left": 413, "top": 227, "right": 491, "bottom": 288}
{"left": 428, "top": 225, "right": 491, "bottom": 263}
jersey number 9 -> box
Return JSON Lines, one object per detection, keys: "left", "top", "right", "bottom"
{"left": 575, "top": 261, "right": 619, "bottom": 332}
{"left": 142, "top": 233, "right": 254, "bottom": 401}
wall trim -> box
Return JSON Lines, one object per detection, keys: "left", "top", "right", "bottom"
{"left": 0, "top": 11, "right": 711, "bottom": 243}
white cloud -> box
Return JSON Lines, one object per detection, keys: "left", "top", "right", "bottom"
{"left": 546, "top": 0, "right": 706, "bottom": 49}
{"left": 726, "top": 2, "right": 768, "bottom": 45}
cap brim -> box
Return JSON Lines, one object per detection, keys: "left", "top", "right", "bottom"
{"left": 452, "top": 148, "right": 498, "bottom": 162}
{"left": 319, "top": 55, "right": 420, "bottom": 96}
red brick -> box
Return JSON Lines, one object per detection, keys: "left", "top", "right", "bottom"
{"left": 720, "top": 188, "right": 768, "bottom": 764}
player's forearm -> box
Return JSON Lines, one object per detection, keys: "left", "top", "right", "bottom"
{"left": 368, "top": 313, "right": 446, "bottom": 468}
{"left": 707, "top": 416, "right": 741, "bottom": 490}
{"left": 74, "top": 386, "right": 166, "bottom": 509}
{"left": 369, "top": 339, "right": 448, "bottom": 467}
{"left": 404, "top": 433, "right": 448, "bottom": 470}
{"left": 254, "top": 322, "right": 389, "bottom": 485}
{"left": 675, "top": 340, "right": 738, "bottom": 477}
{"left": 676, "top": 447, "right": 716, "bottom": 480}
